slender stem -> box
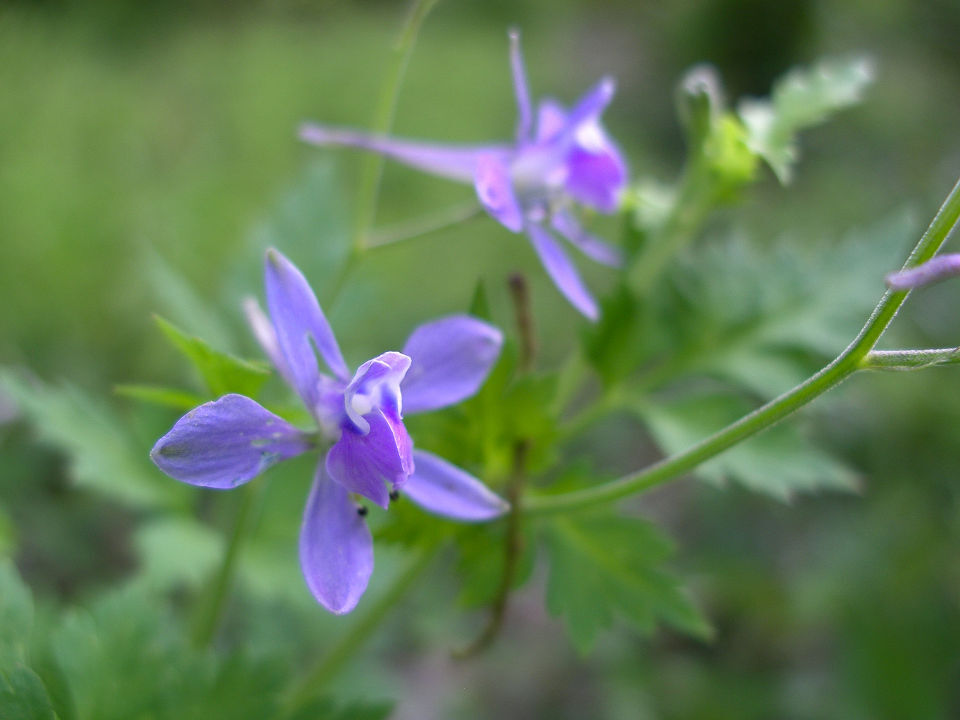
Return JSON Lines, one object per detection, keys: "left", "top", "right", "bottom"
{"left": 279, "top": 544, "right": 438, "bottom": 716}
{"left": 191, "top": 483, "right": 259, "bottom": 646}
{"left": 861, "top": 347, "right": 960, "bottom": 370}
{"left": 366, "top": 201, "right": 482, "bottom": 250}
{"left": 525, "top": 177, "right": 960, "bottom": 516}
{"left": 351, "top": 0, "right": 440, "bottom": 252}
{"left": 508, "top": 273, "right": 536, "bottom": 373}
{"left": 456, "top": 440, "right": 529, "bottom": 657}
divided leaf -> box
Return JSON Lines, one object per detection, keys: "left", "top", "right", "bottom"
{"left": 544, "top": 514, "right": 710, "bottom": 654}
{"left": 738, "top": 57, "right": 874, "bottom": 183}
{"left": 642, "top": 391, "right": 857, "bottom": 500}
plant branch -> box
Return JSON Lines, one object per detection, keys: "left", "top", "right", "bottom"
{"left": 525, "top": 176, "right": 960, "bottom": 516}
{"left": 861, "top": 347, "right": 960, "bottom": 370}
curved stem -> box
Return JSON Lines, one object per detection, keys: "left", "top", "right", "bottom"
{"left": 861, "top": 347, "right": 960, "bottom": 371}
{"left": 279, "top": 543, "right": 438, "bottom": 716}
{"left": 351, "top": 0, "right": 440, "bottom": 252}
{"left": 526, "top": 176, "right": 960, "bottom": 516}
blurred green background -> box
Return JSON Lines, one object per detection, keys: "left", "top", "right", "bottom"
{"left": 2, "top": 0, "right": 959, "bottom": 718}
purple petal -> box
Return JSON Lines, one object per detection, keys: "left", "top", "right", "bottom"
{"left": 527, "top": 223, "right": 599, "bottom": 321}
{"left": 299, "top": 464, "right": 374, "bottom": 614}
{"left": 509, "top": 29, "right": 533, "bottom": 144}
{"left": 551, "top": 210, "right": 623, "bottom": 267}
{"left": 401, "top": 315, "right": 503, "bottom": 414}
{"left": 150, "top": 394, "right": 310, "bottom": 489}
{"left": 475, "top": 153, "right": 524, "bottom": 233}
{"left": 299, "top": 123, "right": 509, "bottom": 184}
{"left": 344, "top": 351, "right": 411, "bottom": 434}
{"left": 563, "top": 127, "right": 627, "bottom": 213}
{"left": 535, "top": 99, "right": 568, "bottom": 143}
{"left": 404, "top": 450, "right": 509, "bottom": 521}
{"left": 326, "top": 409, "right": 413, "bottom": 509}
{"left": 243, "top": 296, "right": 293, "bottom": 386}
{"left": 886, "top": 254, "right": 960, "bottom": 291}
{"left": 265, "top": 249, "right": 349, "bottom": 414}
{"left": 565, "top": 77, "right": 617, "bottom": 129}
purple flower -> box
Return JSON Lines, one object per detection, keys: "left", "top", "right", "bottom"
{"left": 151, "top": 249, "right": 507, "bottom": 614}
{"left": 886, "top": 254, "right": 960, "bottom": 291}
{"left": 299, "top": 31, "right": 627, "bottom": 320}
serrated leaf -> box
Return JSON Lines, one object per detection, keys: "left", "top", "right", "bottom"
{"left": 642, "top": 391, "right": 857, "bottom": 500}
{"left": 648, "top": 211, "right": 915, "bottom": 398}
{"left": 0, "top": 368, "right": 185, "bottom": 511}
{"left": 155, "top": 315, "right": 270, "bottom": 399}
{"left": 544, "top": 514, "right": 710, "bottom": 654}
{"left": 133, "top": 518, "right": 223, "bottom": 591}
{"left": 114, "top": 384, "right": 206, "bottom": 411}
{"left": 738, "top": 57, "right": 873, "bottom": 183}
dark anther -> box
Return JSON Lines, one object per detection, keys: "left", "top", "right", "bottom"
{"left": 356, "top": 505, "right": 368, "bottom": 517}
{"left": 389, "top": 490, "right": 400, "bottom": 502}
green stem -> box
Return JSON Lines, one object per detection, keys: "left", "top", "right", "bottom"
{"left": 861, "top": 347, "right": 960, "bottom": 370}
{"left": 525, "top": 176, "right": 960, "bottom": 517}
{"left": 191, "top": 483, "right": 259, "bottom": 646}
{"left": 351, "top": 0, "right": 440, "bottom": 252}
{"left": 280, "top": 544, "right": 438, "bottom": 715}
{"left": 366, "top": 201, "right": 482, "bottom": 250}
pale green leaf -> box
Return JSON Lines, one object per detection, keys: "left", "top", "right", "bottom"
{"left": 133, "top": 518, "right": 223, "bottom": 591}
{"left": 642, "top": 391, "right": 858, "bottom": 500}
{"left": 738, "top": 57, "right": 874, "bottom": 183}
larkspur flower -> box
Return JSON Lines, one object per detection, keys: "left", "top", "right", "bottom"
{"left": 151, "top": 249, "right": 507, "bottom": 614}
{"left": 299, "top": 30, "right": 627, "bottom": 320}
{"left": 885, "top": 254, "right": 960, "bottom": 291}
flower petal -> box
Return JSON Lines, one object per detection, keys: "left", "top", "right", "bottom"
{"left": 527, "top": 223, "right": 599, "bottom": 320}
{"left": 150, "top": 394, "right": 310, "bottom": 489}
{"left": 563, "top": 126, "right": 627, "bottom": 213}
{"left": 401, "top": 315, "right": 503, "bottom": 414}
{"left": 475, "top": 153, "right": 524, "bottom": 232}
{"left": 885, "top": 254, "right": 960, "bottom": 291}
{"left": 565, "top": 77, "right": 617, "bottom": 129}
{"left": 509, "top": 29, "right": 533, "bottom": 144}
{"left": 551, "top": 210, "right": 623, "bottom": 267}
{"left": 403, "top": 450, "right": 509, "bottom": 521}
{"left": 299, "top": 124, "right": 508, "bottom": 184}
{"left": 265, "top": 248, "right": 349, "bottom": 413}
{"left": 344, "top": 351, "right": 411, "bottom": 434}
{"left": 299, "top": 464, "right": 373, "bottom": 614}
{"left": 535, "top": 99, "right": 568, "bottom": 143}
{"left": 242, "top": 296, "right": 293, "bottom": 386}
{"left": 326, "top": 409, "right": 413, "bottom": 509}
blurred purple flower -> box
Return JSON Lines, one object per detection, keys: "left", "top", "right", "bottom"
{"left": 885, "top": 254, "right": 960, "bottom": 291}
{"left": 151, "top": 249, "right": 507, "bottom": 614}
{"left": 300, "top": 31, "right": 627, "bottom": 320}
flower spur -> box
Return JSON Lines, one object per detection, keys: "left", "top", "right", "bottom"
{"left": 151, "top": 249, "right": 507, "bottom": 614}
{"left": 299, "top": 30, "right": 627, "bottom": 320}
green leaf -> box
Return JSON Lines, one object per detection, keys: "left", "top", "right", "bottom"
{"left": 0, "top": 560, "right": 33, "bottom": 653}
{"left": 647, "top": 211, "right": 915, "bottom": 399}
{"left": 642, "top": 390, "right": 857, "bottom": 500}
{"left": 114, "top": 383, "right": 206, "bottom": 411}
{"left": 544, "top": 513, "right": 710, "bottom": 654}
{"left": 0, "top": 664, "right": 56, "bottom": 720}
{"left": 738, "top": 57, "right": 874, "bottom": 183}
{"left": 0, "top": 368, "right": 185, "bottom": 511}
{"left": 455, "top": 523, "right": 535, "bottom": 609}
{"left": 133, "top": 518, "right": 223, "bottom": 591}
{"left": 154, "top": 315, "right": 270, "bottom": 399}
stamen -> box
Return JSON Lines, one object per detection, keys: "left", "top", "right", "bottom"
{"left": 389, "top": 489, "right": 400, "bottom": 502}
{"left": 356, "top": 505, "right": 368, "bottom": 517}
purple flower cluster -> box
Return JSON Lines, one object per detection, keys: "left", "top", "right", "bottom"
{"left": 300, "top": 31, "right": 627, "bottom": 320}
{"left": 152, "top": 249, "right": 507, "bottom": 613}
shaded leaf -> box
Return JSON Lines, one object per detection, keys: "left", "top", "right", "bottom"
{"left": 544, "top": 514, "right": 710, "bottom": 654}
{"left": 133, "top": 518, "right": 223, "bottom": 591}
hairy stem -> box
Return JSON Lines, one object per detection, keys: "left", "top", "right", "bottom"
{"left": 351, "top": 0, "right": 440, "bottom": 252}
{"left": 526, "top": 176, "right": 960, "bottom": 516}
{"left": 861, "top": 347, "right": 960, "bottom": 370}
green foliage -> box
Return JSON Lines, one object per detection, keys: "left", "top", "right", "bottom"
{"left": 0, "top": 368, "right": 186, "bottom": 511}
{"left": 641, "top": 391, "right": 857, "bottom": 499}
{"left": 544, "top": 513, "right": 711, "bottom": 654}
{"left": 154, "top": 316, "right": 270, "bottom": 400}
{"left": 133, "top": 518, "right": 224, "bottom": 591}
{"left": 738, "top": 57, "right": 874, "bottom": 183}
{"left": 114, "top": 384, "right": 207, "bottom": 411}
{"left": 454, "top": 523, "right": 535, "bottom": 609}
